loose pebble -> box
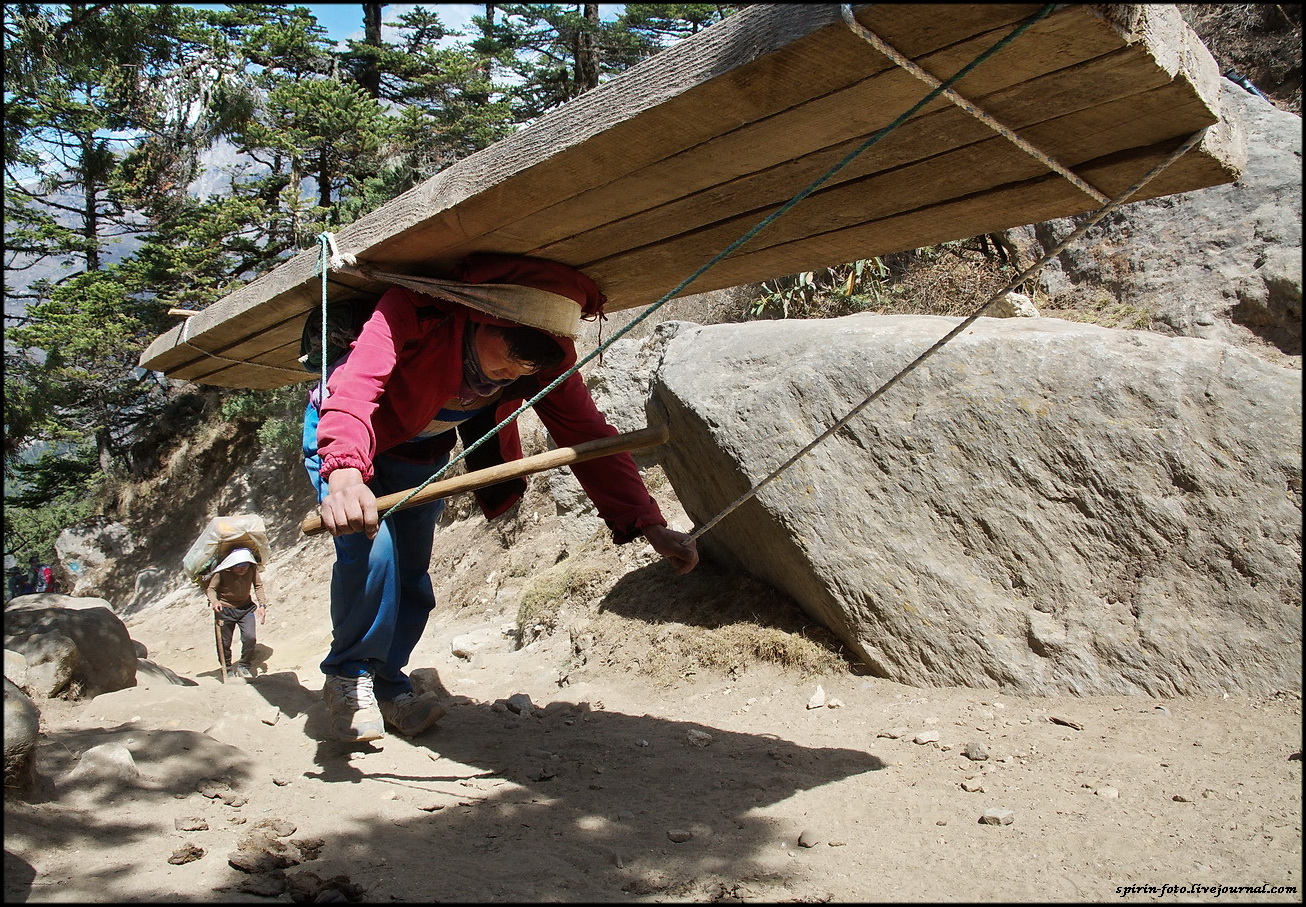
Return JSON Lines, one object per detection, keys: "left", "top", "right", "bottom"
{"left": 505, "top": 693, "right": 536, "bottom": 715}
{"left": 667, "top": 829, "right": 692, "bottom": 843}
{"left": 167, "top": 843, "right": 205, "bottom": 864}
{"left": 807, "top": 686, "right": 827, "bottom": 710}
{"left": 686, "top": 729, "right": 714, "bottom": 747}
{"left": 979, "top": 808, "right": 1014, "bottom": 826}
{"left": 963, "top": 742, "right": 989, "bottom": 761}
{"left": 913, "top": 730, "right": 941, "bottom": 745}
{"left": 798, "top": 829, "right": 820, "bottom": 848}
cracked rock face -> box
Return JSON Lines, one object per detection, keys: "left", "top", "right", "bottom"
{"left": 651, "top": 314, "right": 1301, "bottom": 696}
{"left": 1021, "top": 83, "right": 1302, "bottom": 360}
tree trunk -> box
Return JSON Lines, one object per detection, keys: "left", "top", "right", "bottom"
{"left": 317, "top": 150, "right": 332, "bottom": 210}
{"left": 82, "top": 138, "right": 100, "bottom": 272}
{"left": 574, "top": 4, "right": 600, "bottom": 95}
{"left": 480, "top": 4, "right": 497, "bottom": 80}
{"left": 358, "top": 3, "right": 384, "bottom": 99}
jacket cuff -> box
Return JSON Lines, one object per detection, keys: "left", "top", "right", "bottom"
{"left": 320, "top": 453, "right": 374, "bottom": 484}
{"left": 610, "top": 514, "right": 668, "bottom": 546}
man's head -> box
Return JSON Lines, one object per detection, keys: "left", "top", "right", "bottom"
{"left": 472, "top": 323, "right": 565, "bottom": 382}
{"left": 215, "top": 547, "right": 257, "bottom": 574}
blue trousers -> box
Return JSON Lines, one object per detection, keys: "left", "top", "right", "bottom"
{"left": 303, "top": 403, "right": 446, "bottom": 701}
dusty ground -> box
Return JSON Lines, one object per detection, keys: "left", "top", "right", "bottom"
{"left": 5, "top": 474, "right": 1303, "bottom": 904}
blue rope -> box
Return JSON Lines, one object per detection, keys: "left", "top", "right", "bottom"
{"left": 373, "top": 3, "right": 1058, "bottom": 519}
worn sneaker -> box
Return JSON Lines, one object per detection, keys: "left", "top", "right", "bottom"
{"left": 323, "top": 673, "right": 385, "bottom": 742}
{"left": 378, "top": 691, "right": 446, "bottom": 737}
{"left": 233, "top": 663, "right": 253, "bottom": 679}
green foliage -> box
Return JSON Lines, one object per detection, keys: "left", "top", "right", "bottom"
{"left": 239, "top": 78, "right": 387, "bottom": 213}
{"left": 4, "top": 445, "right": 102, "bottom": 568}
{"left": 478, "top": 4, "right": 736, "bottom": 119}
{"left": 6, "top": 445, "right": 100, "bottom": 510}
{"left": 616, "top": 4, "right": 737, "bottom": 49}
{"left": 5, "top": 264, "right": 175, "bottom": 476}
{"left": 220, "top": 385, "right": 309, "bottom": 455}
{"left": 3, "top": 1, "right": 740, "bottom": 566}
{"left": 3, "top": 3, "right": 218, "bottom": 275}
{"left": 750, "top": 258, "right": 890, "bottom": 320}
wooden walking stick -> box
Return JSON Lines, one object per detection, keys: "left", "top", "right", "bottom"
{"left": 214, "top": 615, "right": 229, "bottom": 683}
{"left": 301, "top": 422, "right": 670, "bottom": 536}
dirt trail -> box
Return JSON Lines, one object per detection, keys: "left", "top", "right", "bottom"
{"left": 6, "top": 527, "right": 1302, "bottom": 903}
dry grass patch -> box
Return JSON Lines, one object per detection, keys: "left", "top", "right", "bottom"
{"left": 580, "top": 565, "right": 848, "bottom": 686}
{"left": 516, "top": 559, "right": 611, "bottom": 647}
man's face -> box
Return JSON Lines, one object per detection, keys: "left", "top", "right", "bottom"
{"left": 472, "top": 327, "right": 541, "bottom": 383}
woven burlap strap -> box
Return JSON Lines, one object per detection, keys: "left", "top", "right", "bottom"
{"left": 336, "top": 265, "right": 582, "bottom": 338}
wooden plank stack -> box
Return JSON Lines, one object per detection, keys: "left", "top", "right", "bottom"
{"left": 139, "top": 3, "right": 1245, "bottom": 390}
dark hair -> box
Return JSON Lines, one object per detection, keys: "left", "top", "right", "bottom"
{"left": 496, "top": 324, "right": 565, "bottom": 372}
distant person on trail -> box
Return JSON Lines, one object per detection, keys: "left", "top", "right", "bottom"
{"left": 206, "top": 547, "right": 268, "bottom": 680}
{"left": 304, "top": 252, "right": 698, "bottom": 743}
{"left": 29, "top": 555, "right": 55, "bottom": 594}
{"left": 8, "top": 565, "right": 33, "bottom": 600}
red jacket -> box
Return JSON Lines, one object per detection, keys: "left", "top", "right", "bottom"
{"left": 315, "top": 285, "right": 666, "bottom": 543}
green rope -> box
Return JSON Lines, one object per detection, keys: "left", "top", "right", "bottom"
{"left": 364, "top": 3, "right": 1057, "bottom": 520}
{"left": 686, "top": 124, "right": 1211, "bottom": 542}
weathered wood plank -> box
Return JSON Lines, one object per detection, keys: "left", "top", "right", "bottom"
{"left": 596, "top": 128, "right": 1242, "bottom": 304}
{"left": 539, "top": 57, "right": 1217, "bottom": 271}
{"left": 441, "top": 9, "right": 1150, "bottom": 267}
{"left": 356, "top": 6, "right": 1047, "bottom": 266}
{"left": 139, "top": 4, "right": 1047, "bottom": 378}
{"left": 156, "top": 275, "right": 376, "bottom": 383}
{"left": 140, "top": 3, "right": 1244, "bottom": 390}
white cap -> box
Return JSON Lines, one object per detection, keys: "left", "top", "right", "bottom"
{"left": 214, "top": 547, "right": 257, "bottom": 573}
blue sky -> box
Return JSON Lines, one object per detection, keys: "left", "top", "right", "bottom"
{"left": 186, "top": 4, "right": 626, "bottom": 46}
{"left": 180, "top": 4, "right": 484, "bottom": 45}
{"left": 306, "top": 3, "right": 483, "bottom": 43}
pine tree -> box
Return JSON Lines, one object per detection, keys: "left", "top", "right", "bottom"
{"left": 4, "top": 3, "right": 230, "bottom": 480}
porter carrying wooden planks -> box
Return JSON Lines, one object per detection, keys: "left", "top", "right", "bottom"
{"left": 305, "top": 252, "right": 697, "bottom": 743}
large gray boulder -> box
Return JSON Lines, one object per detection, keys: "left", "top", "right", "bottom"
{"left": 650, "top": 315, "right": 1301, "bottom": 696}
{"left": 4, "top": 677, "right": 41, "bottom": 793}
{"left": 4, "top": 601, "right": 138, "bottom": 698}
{"left": 1021, "top": 83, "right": 1301, "bottom": 357}
{"left": 54, "top": 517, "right": 137, "bottom": 600}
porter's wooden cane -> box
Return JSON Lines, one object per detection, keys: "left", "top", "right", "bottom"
{"left": 301, "top": 423, "right": 670, "bottom": 536}
{"left": 214, "top": 616, "right": 229, "bottom": 683}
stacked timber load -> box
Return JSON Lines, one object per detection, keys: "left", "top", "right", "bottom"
{"left": 139, "top": 3, "right": 1245, "bottom": 390}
